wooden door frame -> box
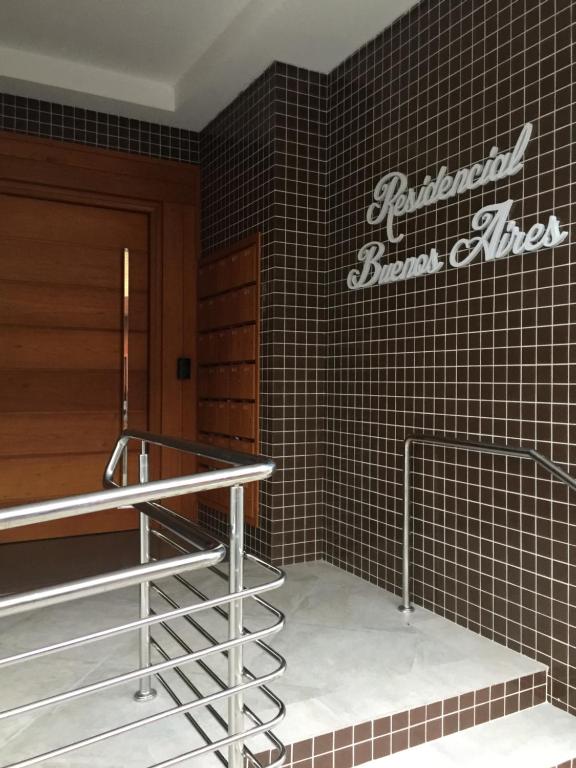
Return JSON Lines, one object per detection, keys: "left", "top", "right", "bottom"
{"left": 0, "top": 131, "right": 199, "bottom": 499}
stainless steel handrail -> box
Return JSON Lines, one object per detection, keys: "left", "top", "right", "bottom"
{"left": 105, "top": 428, "right": 276, "bottom": 479}
{"left": 0, "top": 547, "right": 225, "bottom": 617}
{"left": 400, "top": 434, "right": 576, "bottom": 613}
{"left": 0, "top": 430, "right": 284, "bottom": 768}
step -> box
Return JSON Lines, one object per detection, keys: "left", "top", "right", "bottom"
{"left": 251, "top": 561, "right": 547, "bottom": 766}
{"left": 367, "top": 703, "right": 576, "bottom": 767}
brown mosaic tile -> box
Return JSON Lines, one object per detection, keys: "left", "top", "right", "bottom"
{"left": 443, "top": 713, "right": 459, "bottom": 736}
{"left": 334, "top": 728, "right": 353, "bottom": 749}
{"left": 333, "top": 747, "right": 353, "bottom": 768}
{"left": 475, "top": 687, "right": 490, "bottom": 705}
{"left": 373, "top": 716, "right": 391, "bottom": 737}
{"left": 372, "top": 735, "right": 390, "bottom": 759}
{"left": 391, "top": 711, "right": 409, "bottom": 732}
{"left": 314, "top": 734, "right": 333, "bottom": 755}
{"left": 292, "top": 739, "right": 313, "bottom": 762}
{"left": 352, "top": 722, "right": 371, "bottom": 743}
{"left": 391, "top": 729, "right": 408, "bottom": 754}
{"left": 352, "top": 741, "right": 371, "bottom": 766}
{"left": 409, "top": 723, "right": 426, "bottom": 748}
{"left": 314, "top": 753, "right": 333, "bottom": 768}
{"left": 409, "top": 706, "right": 426, "bottom": 726}
{"left": 459, "top": 707, "right": 475, "bottom": 731}
{"left": 426, "top": 717, "right": 442, "bottom": 741}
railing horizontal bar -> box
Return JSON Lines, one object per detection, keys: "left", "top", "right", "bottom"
{"left": 149, "top": 534, "right": 286, "bottom": 676}
{"left": 152, "top": 610, "right": 284, "bottom": 757}
{"left": 152, "top": 603, "right": 237, "bottom": 711}
{"left": 0, "top": 571, "right": 280, "bottom": 670}
{"left": 149, "top": 528, "right": 286, "bottom": 612}
{"left": 0, "top": 465, "right": 270, "bottom": 532}
{"left": 151, "top": 582, "right": 285, "bottom": 686}
{"left": 156, "top": 660, "right": 285, "bottom": 768}
{"left": 0, "top": 605, "right": 284, "bottom": 722}
{"left": 155, "top": 643, "right": 285, "bottom": 768}
{"left": 0, "top": 546, "right": 225, "bottom": 620}
{"left": 150, "top": 530, "right": 286, "bottom": 619}
{"left": 148, "top": 704, "right": 286, "bottom": 768}
{"left": 154, "top": 669, "right": 228, "bottom": 768}
{"left": 151, "top": 566, "right": 287, "bottom": 735}
{"left": 170, "top": 571, "right": 285, "bottom": 641}
{"left": 135, "top": 498, "right": 223, "bottom": 552}
{"left": 153, "top": 642, "right": 229, "bottom": 767}
{"left": 3, "top": 661, "right": 285, "bottom": 768}
{"left": 108, "top": 429, "right": 275, "bottom": 475}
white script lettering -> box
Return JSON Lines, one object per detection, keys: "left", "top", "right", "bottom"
{"left": 449, "top": 202, "right": 568, "bottom": 268}
{"left": 347, "top": 242, "right": 444, "bottom": 290}
{"left": 366, "top": 123, "right": 533, "bottom": 243}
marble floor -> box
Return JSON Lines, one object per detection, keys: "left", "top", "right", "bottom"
{"left": 0, "top": 560, "right": 545, "bottom": 767}
{"left": 376, "top": 704, "right": 576, "bottom": 767}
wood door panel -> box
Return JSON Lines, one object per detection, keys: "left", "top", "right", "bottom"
{"left": 0, "top": 282, "right": 148, "bottom": 331}
{"left": 0, "top": 452, "right": 139, "bottom": 504}
{"left": 0, "top": 411, "right": 147, "bottom": 457}
{"left": 0, "top": 371, "right": 147, "bottom": 413}
{"left": 0, "top": 508, "right": 139, "bottom": 544}
{"left": 0, "top": 328, "right": 147, "bottom": 370}
{"left": 0, "top": 196, "right": 148, "bottom": 250}
{"left": 0, "top": 240, "right": 149, "bottom": 291}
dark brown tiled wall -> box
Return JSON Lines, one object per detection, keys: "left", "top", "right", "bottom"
{"left": 324, "top": 0, "right": 576, "bottom": 717}
{"left": 199, "top": 0, "right": 576, "bottom": 718}
{"left": 0, "top": 92, "right": 199, "bottom": 163}
{"left": 200, "top": 63, "right": 328, "bottom": 562}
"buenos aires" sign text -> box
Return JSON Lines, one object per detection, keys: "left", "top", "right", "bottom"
{"left": 347, "top": 123, "right": 568, "bottom": 291}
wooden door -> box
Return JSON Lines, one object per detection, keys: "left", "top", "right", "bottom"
{"left": 0, "top": 132, "right": 201, "bottom": 541}
{"left": 0, "top": 193, "right": 150, "bottom": 541}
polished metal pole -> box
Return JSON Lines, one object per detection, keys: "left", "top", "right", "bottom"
{"left": 134, "top": 440, "right": 157, "bottom": 701}
{"left": 228, "top": 484, "right": 245, "bottom": 768}
{"left": 399, "top": 437, "right": 414, "bottom": 613}
{"left": 121, "top": 247, "right": 130, "bottom": 487}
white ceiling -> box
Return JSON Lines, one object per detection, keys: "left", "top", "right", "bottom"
{"left": 0, "top": 0, "right": 418, "bottom": 131}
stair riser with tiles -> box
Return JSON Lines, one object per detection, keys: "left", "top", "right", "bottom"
{"left": 257, "top": 670, "right": 546, "bottom": 767}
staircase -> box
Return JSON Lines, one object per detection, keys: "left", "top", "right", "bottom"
{"left": 249, "top": 561, "right": 576, "bottom": 768}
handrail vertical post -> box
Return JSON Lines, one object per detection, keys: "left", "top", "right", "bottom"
{"left": 228, "top": 484, "right": 245, "bottom": 768}
{"left": 399, "top": 437, "right": 414, "bottom": 614}
{"left": 134, "top": 440, "right": 157, "bottom": 702}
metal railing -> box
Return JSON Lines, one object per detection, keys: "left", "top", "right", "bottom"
{"left": 399, "top": 434, "right": 576, "bottom": 614}
{"left": 0, "top": 430, "right": 286, "bottom": 768}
